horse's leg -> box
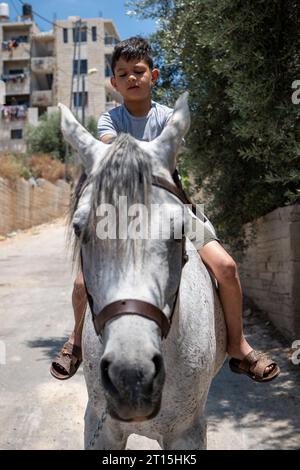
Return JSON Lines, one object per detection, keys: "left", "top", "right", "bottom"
{"left": 84, "top": 402, "right": 127, "bottom": 450}
{"left": 162, "top": 415, "right": 207, "bottom": 450}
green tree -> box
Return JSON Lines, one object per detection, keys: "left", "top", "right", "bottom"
{"left": 26, "top": 111, "right": 66, "bottom": 161}
{"left": 26, "top": 112, "right": 99, "bottom": 161}
{"left": 85, "top": 115, "right": 98, "bottom": 138}
{"left": 129, "top": 0, "right": 300, "bottom": 246}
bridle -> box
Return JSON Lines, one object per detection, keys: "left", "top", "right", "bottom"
{"left": 80, "top": 174, "right": 195, "bottom": 339}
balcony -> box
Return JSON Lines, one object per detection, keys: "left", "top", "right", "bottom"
{"left": 0, "top": 105, "right": 27, "bottom": 121}
{"left": 104, "top": 35, "right": 119, "bottom": 53}
{"left": 31, "top": 57, "right": 55, "bottom": 74}
{"left": 31, "top": 90, "right": 53, "bottom": 107}
{"left": 104, "top": 36, "right": 119, "bottom": 46}
{"left": 1, "top": 42, "right": 30, "bottom": 60}
{"left": 5, "top": 76, "right": 30, "bottom": 95}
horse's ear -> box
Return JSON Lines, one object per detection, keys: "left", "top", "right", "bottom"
{"left": 58, "top": 103, "right": 108, "bottom": 175}
{"left": 141, "top": 92, "right": 190, "bottom": 174}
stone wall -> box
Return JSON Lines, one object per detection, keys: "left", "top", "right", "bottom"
{"left": 0, "top": 177, "right": 70, "bottom": 235}
{"left": 236, "top": 204, "right": 300, "bottom": 340}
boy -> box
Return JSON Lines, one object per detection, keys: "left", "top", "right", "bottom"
{"left": 51, "top": 37, "right": 279, "bottom": 383}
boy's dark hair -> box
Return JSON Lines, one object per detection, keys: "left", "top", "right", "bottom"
{"left": 111, "top": 36, "right": 153, "bottom": 75}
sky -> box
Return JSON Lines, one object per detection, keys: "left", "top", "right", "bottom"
{"left": 6, "top": 0, "right": 157, "bottom": 39}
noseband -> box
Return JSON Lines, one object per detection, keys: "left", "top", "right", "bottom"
{"left": 81, "top": 174, "right": 192, "bottom": 339}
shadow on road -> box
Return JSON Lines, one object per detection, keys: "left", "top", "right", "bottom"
{"left": 26, "top": 336, "right": 85, "bottom": 378}
{"left": 26, "top": 336, "right": 69, "bottom": 360}
{"left": 207, "top": 307, "right": 300, "bottom": 449}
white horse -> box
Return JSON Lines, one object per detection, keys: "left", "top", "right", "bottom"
{"left": 59, "top": 93, "right": 226, "bottom": 450}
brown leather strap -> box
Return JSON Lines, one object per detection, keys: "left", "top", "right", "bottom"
{"left": 152, "top": 174, "right": 206, "bottom": 221}
{"left": 152, "top": 174, "right": 192, "bottom": 206}
{"left": 76, "top": 172, "right": 195, "bottom": 212}
{"left": 93, "top": 299, "right": 171, "bottom": 338}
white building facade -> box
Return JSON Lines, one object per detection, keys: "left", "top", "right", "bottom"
{"left": 0, "top": 3, "right": 120, "bottom": 153}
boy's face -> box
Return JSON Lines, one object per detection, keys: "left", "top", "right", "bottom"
{"left": 111, "top": 58, "right": 159, "bottom": 103}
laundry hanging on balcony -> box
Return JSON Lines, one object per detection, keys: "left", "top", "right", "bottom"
{"left": 0, "top": 105, "right": 27, "bottom": 121}
{"left": 2, "top": 35, "right": 28, "bottom": 51}
{"left": 2, "top": 40, "right": 19, "bottom": 50}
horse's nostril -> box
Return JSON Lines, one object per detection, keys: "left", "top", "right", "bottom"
{"left": 152, "top": 354, "right": 163, "bottom": 379}
{"left": 100, "top": 359, "right": 118, "bottom": 396}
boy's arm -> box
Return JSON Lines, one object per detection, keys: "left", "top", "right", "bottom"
{"left": 99, "top": 134, "right": 116, "bottom": 143}
{"left": 97, "top": 110, "right": 118, "bottom": 143}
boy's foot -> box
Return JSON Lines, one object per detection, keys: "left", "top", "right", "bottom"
{"left": 229, "top": 350, "right": 280, "bottom": 382}
{"left": 50, "top": 341, "right": 82, "bottom": 380}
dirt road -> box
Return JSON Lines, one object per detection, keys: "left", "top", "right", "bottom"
{"left": 0, "top": 219, "right": 299, "bottom": 449}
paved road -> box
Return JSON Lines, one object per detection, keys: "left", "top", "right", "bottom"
{"left": 0, "top": 220, "right": 299, "bottom": 449}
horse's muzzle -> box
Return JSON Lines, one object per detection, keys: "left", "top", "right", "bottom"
{"left": 100, "top": 353, "right": 165, "bottom": 421}
{"left": 107, "top": 399, "right": 162, "bottom": 422}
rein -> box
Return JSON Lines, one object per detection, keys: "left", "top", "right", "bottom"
{"left": 81, "top": 174, "right": 189, "bottom": 339}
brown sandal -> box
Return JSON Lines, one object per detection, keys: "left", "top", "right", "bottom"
{"left": 229, "top": 350, "right": 280, "bottom": 382}
{"left": 50, "top": 341, "right": 82, "bottom": 380}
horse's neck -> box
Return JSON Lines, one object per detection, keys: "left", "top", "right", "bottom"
{"left": 164, "top": 246, "right": 227, "bottom": 374}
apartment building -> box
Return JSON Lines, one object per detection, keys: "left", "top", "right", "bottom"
{"left": 0, "top": 3, "right": 121, "bottom": 153}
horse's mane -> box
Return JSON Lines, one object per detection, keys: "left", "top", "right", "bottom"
{"left": 69, "top": 133, "right": 153, "bottom": 269}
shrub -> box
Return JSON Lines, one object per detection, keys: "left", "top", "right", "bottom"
{"left": 0, "top": 154, "right": 27, "bottom": 181}
{"left": 28, "top": 154, "right": 69, "bottom": 182}
{"left": 26, "top": 111, "right": 66, "bottom": 161}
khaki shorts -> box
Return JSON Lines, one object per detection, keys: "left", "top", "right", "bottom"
{"left": 185, "top": 208, "right": 219, "bottom": 250}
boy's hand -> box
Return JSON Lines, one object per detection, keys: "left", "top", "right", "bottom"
{"left": 99, "top": 134, "right": 116, "bottom": 144}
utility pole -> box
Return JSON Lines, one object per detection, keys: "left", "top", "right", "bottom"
{"left": 65, "top": 20, "right": 80, "bottom": 180}
{"left": 82, "top": 73, "right": 85, "bottom": 126}
{"left": 75, "top": 19, "right": 82, "bottom": 119}
{"left": 70, "top": 20, "right": 78, "bottom": 111}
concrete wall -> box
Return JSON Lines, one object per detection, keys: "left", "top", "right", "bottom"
{"left": 0, "top": 107, "right": 38, "bottom": 153}
{"left": 0, "top": 177, "right": 70, "bottom": 235}
{"left": 237, "top": 204, "right": 300, "bottom": 340}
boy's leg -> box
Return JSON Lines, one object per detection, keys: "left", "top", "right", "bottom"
{"left": 198, "top": 241, "right": 274, "bottom": 375}
{"left": 198, "top": 241, "right": 251, "bottom": 359}
{"left": 50, "top": 273, "right": 87, "bottom": 379}
{"left": 69, "top": 272, "right": 87, "bottom": 348}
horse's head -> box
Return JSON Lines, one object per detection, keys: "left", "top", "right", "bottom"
{"left": 59, "top": 93, "right": 190, "bottom": 422}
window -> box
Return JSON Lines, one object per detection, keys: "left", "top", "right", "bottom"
{"left": 46, "top": 74, "right": 53, "bottom": 89}
{"left": 73, "top": 59, "right": 88, "bottom": 75}
{"left": 73, "top": 26, "right": 87, "bottom": 43}
{"left": 92, "top": 26, "right": 97, "bottom": 42}
{"left": 73, "top": 92, "right": 88, "bottom": 107}
{"left": 105, "top": 55, "right": 112, "bottom": 77}
{"left": 63, "top": 28, "right": 68, "bottom": 43}
{"left": 11, "top": 129, "right": 23, "bottom": 139}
